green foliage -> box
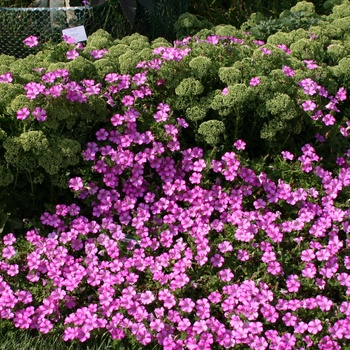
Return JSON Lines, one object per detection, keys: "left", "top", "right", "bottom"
{"left": 222, "top": 84, "right": 253, "bottom": 109}
{"left": 150, "top": 37, "right": 172, "bottom": 49}
{"left": 327, "top": 42, "right": 349, "bottom": 63}
{"left": 108, "top": 44, "right": 132, "bottom": 58}
{"left": 86, "top": 29, "right": 115, "bottom": 50}
{"left": 327, "top": 0, "right": 350, "bottom": 19}
{"left": 198, "top": 119, "right": 225, "bottom": 146}
{"left": 333, "top": 16, "right": 350, "bottom": 32}
{"left": 265, "top": 93, "right": 298, "bottom": 120}
{"left": 188, "top": 0, "right": 331, "bottom": 31}
{"left": 247, "top": 9, "right": 323, "bottom": 41}
{"left": 175, "top": 77, "right": 205, "bottom": 96}
{"left": 188, "top": 55, "right": 213, "bottom": 79}
{"left": 331, "top": 56, "right": 350, "bottom": 89}
{"left": 185, "top": 104, "right": 208, "bottom": 122}
{"left": 174, "top": 12, "right": 214, "bottom": 39}
{"left": 218, "top": 66, "right": 242, "bottom": 85}
{"left": 0, "top": 42, "right": 112, "bottom": 235}
{"left": 0, "top": 0, "right": 32, "bottom": 7}
{"left": 290, "top": 0, "right": 316, "bottom": 13}
{"left": 67, "top": 56, "right": 98, "bottom": 81}
{"left": 118, "top": 50, "right": 142, "bottom": 74}
{"left": 139, "top": 1, "right": 350, "bottom": 161}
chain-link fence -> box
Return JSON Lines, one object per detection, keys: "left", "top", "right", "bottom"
{"left": 134, "top": 0, "right": 189, "bottom": 42}
{"left": 0, "top": 0, "right": 189, "bottom": 58}
{"left": 0, "top": 2, "right": 129, "bottom": 58}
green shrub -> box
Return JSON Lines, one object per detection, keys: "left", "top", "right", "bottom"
{"left": 174, "top": 12, "right": 214, "bottom": 39}
{"left": 198, "top": 119, "right": 225, "bottom": 145}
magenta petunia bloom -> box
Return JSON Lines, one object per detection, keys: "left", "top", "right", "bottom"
{"left": 282, "top": 65, "right": 294, "bottom": 77}
{"left": 0, "top": 72, "right": 13, "bottom": 83}
{"left": 250, "top": 77, "right": 261, "bottom": 86}
{"left": 68, "top": 177, "right": 84, "bottom": 191}
{"left": 16, "top": 107, "right": 30, "bottom": 120}
{"left": 32, "top": 107, "right": 47, "bottom": 122}
{"left": 62, "top": 34, "right": 76, "bottom": 44}
{"left": 222, "top": 87, "right": 229, "bottom": 95}
{"left": 303, "top": 59, "right": 319, "bottom": 69}
{"left": 66, "top": 50, "right": 79, "bottom": 60}
{"left": 23, "top": 35, "right": 39, "bottom": 47}
{"left": 234, "top": 139, "right": 246, "bottom": 150}
{"left": 281, "top": 151, "right": 294, "bottom": 160}
{"left": 302, "top": 100, "right": 317, "bottom": 111}
{"left": 260, "top": 47, "right": 272, "bottom": 55}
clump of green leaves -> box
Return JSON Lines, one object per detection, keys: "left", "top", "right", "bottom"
{"left": 242, "top": 1, "right": 322, "bottom": 40}
{"left": 145, "top": 1, "right": 349, "bottom": 161}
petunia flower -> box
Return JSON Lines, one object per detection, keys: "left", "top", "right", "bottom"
{"left": 23, "top": 35, "right": 38, "bottom": 47}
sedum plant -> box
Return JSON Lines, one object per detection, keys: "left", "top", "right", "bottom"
{"left": 2, "top": 1, "right": 350, "bottom": 233}
{"left": 0, "top": 1, "right": 349, "bottom": 348}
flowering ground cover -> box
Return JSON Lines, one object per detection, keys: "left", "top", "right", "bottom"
{"left": 0, "top": 1, "right": 350, "bottom": 349}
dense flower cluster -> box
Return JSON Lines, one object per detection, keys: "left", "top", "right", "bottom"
{"left": 1, "top": 7, "right": 350, "bottom": 348}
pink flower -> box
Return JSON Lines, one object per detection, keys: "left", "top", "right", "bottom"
{"left": 286, "top": 275, "right": 300, "bottom": 293}
{"left": 302, "top": 100, "right": 317, "bottom": 111}
{"left": 122, "top": 95, "right": 134, "bottom": 106}
{"left": 193, "top": 320, "right": 208, "bottom": 334}
{"left": 189, "top": 172, "right": 202, "bottom": 184}
{"left": 177, "top": 118, "right": 188, "bottom": 128}
{"left": 139, "top": 291, "right": 154, "bottom": 305}
{"left": 222, "top": 87, "right": 229, "bottom": 95}
{"left": 267, "top": 261, "right": 283, "bottom": 275}
{"left": 157, "top": 103, "right": 171, "bottom": 112}
{"left": 303, "top": 60, "right": 318, "bottom": 69}
{"left": 0, "top": 72, "right": 13, "bottom": 83}
{"left": 218, "top": 241, "right": 233, "bottom": 253}
{"left": 253, "top": 40, "right": 265, "bottom": 46}
{"left": 281, "top": 151, "right": 294, "bottom": 160}
{"left": 210, "top": 254, "right": 224, "bottom": 267}
{"left": 234, "top": 139, "right": 246, "bottom": 150}
{"left": 90, "top": 49, "right": 108, "bottom": 59}
{"left": 2, "top": 246, "right": 16, "bottom": 259}
{"left": 219, "top": 269, "right": 234, "bottom": 282}
{"left": 208, "top": 291, "right": 221, "bottom": 303}
{"left": 322, "top": 114, "right": 335, "bottom": 126}
{"left": 336, "top": 87, "right": 347, "bottom": 101}
{"left": 69, "top": 177, "right": 84, "bottom": 191}
{"left": 282, "top": 65, "right": 294, "bottom": 77}
{"left": 16, "top": 107, "right": 30, "bottom": 120}
{"left": 298, "top": 78, "right": 318, "bottom": 95}
{"left": 154, "top": 110, "right": 168, "bottom": 122}
{"left": 95, "top": 128, "right": 108, "bottom": 140}
{"left": 32, "top": 107, "right": 47, "bottom": 122}
{"left": 179, "top": 298, "right": 195, "bottom": 313}
{"left": 250, "top": 77, "right": 260, "bottom": 86}
{"left": 308, "top": 319, "right": 322, "bottom": 334}
{"left": 177, "top": 318, "right": 191, "bottom": 331}
{"left": 23, "top": 35, "right": 38, "bottom": 47}
{"left": 315, "top": 133, "right": 325, "bottom": 142}
{"left": 62, "top": 34, "right": 76, "bottom": 44}
{"left": 3, "top": 233, "right": 16, "bottom": 245}
{"left": 66, "top": 50, "right": 79, "bottom": 60}
{"left": 237, "top": 249, "right": 250, "bottom": 261}
{"left": 260, "top": 47, "right": 272, "bottom": 55}
{"left": 132, "top": 72, "right": 147, "bottom": 86}
{"left": 277, "top": 44, "right": 291, "bottom": 54}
